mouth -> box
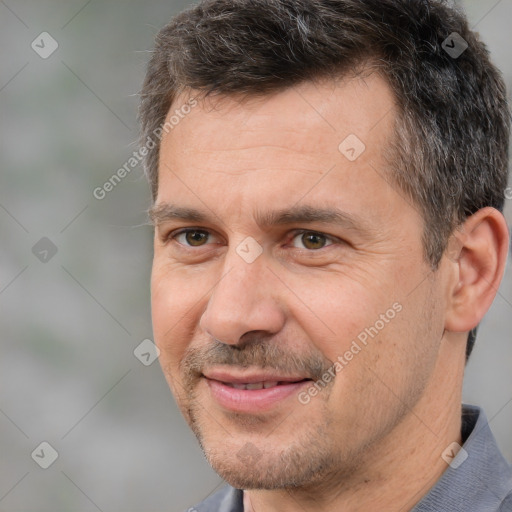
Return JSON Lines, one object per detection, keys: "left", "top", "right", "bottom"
{"left": 201, "top": 368, "right": 314, "bottom": 412}
{"left": 221, "top": 379, "right": 311, "bottom": 390}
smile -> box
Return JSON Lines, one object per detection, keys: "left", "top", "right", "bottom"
{"left": 223, "top": 380, "right": 307, "bottom": 390}
{"left": 203, "top": 374, "right": 312, "bottom": 413}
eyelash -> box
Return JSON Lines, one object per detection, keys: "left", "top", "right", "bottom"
{"left": 166, "top": 228, "right": 338, "bottom": 251}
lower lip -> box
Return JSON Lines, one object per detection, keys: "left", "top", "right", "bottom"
{"left": 205, "top": 378, "right": 311, "bottom": 413}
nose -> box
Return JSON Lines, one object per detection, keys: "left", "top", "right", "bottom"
{"left": 199, "top": 247, "right": 286, "bottom": 346}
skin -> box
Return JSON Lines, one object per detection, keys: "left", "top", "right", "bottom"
{"left": 150, "top": 74, "right": 509, "bottom": 511}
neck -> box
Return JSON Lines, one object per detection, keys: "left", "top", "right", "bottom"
{"left": 244, "top": 340, "right": 465, "bottom": 512}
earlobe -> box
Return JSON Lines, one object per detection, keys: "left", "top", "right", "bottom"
{"left": 444, "top": 207, "right": 509, "bottom": 334}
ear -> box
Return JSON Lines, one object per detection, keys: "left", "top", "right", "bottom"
{"left": 444, "top": 207, "right": 509, "bottom": 334}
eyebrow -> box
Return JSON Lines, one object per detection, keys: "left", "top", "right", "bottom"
{"left": 149, "top": 203, "right": 373, "bottom": 234}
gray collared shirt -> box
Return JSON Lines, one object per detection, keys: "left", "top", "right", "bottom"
{"left": 190, "top": 405, "right": 512, "bottom": 511}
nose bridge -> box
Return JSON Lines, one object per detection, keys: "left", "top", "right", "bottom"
{"left": 200, "top": 245, "right": 284, "bottom": 345}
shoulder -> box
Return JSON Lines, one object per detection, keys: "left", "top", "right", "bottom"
{"left": 498, "top": 491, "right": 512, "bottom": 512}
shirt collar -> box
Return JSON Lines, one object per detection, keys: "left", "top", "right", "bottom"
{"left": 411, "top": 404, "right": 512, "bottom": 511}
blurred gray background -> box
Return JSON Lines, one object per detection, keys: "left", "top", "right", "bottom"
{"left": 0, "top": 0, "right": 511, "bottom": 510}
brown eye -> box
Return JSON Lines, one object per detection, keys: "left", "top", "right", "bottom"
{"left": 291, "top": 231, "right": 333, "bottom": 250}
{"left": 175, "top": 229, "right": 210, "bottom": 246}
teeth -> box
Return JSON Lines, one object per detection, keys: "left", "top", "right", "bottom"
{"left": 228, "top": 381, "right": 280, "bottom": 390}
{"left": 231, "top": 383, "right": 249, "bottom": 389}
{"left": 245, "top": 382, "right": 264, "bottom": 390}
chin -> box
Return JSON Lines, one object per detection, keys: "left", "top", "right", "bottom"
{"left": 202, "top": 438, "right": 340, "bottom": 491}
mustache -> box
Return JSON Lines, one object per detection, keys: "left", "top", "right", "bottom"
{"left": 180, "top": 337, "right": 334, "bottom": 382}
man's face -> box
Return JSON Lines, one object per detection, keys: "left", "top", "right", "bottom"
{"left": 151, "top": 74, "right": 449, "bottom": 489}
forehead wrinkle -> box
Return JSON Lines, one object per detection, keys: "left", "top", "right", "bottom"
{"left": 190, "top": 167, "right": 325, "bottom": 177}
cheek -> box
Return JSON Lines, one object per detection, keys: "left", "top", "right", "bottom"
{"left": 289, "top": 271, "right": 396, "bottom": 360}
{"left": 150, "top": 263, "right": 206, "bottom": 370}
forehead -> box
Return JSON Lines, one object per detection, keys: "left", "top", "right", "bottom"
{"left": 161, "top": 73, "right": 395, "bottom": 158}
{"left": 155, "top": 74, "right": 405, "bottom": 229}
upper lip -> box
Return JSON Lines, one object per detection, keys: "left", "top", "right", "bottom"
{"left": 202, "top": 368, "right": 311, "bottom": 384}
